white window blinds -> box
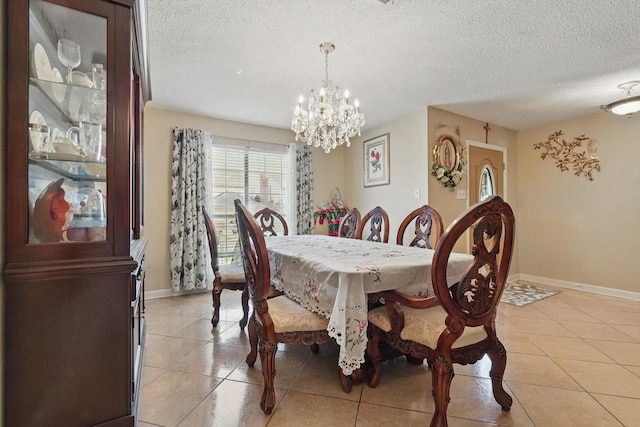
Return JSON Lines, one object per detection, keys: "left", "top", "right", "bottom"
{"left": 206, "top": 137, "right": 292, "bottom": 261}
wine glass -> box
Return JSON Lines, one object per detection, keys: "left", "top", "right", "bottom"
{"left": 57, "top": 39, "right": 81, "bottom": 84}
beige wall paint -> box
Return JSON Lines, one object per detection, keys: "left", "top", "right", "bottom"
{"left": 143, "top": 106, "right": 342, "bottom": 293}
{"left": 143, "top": 91, "right": 636, "bottom": 296}
{"left": 427, "top": 108, "right": 519, "bottom": 268}
{"left": 310, "top": 144, "right": 347, "bottom": 236}
{"left": 517, "top": 112, "right": 640, "bottom": 293}
{"left": 342, "top": 107, "right": 430, "bottom": 238}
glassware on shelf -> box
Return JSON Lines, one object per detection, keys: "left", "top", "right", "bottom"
{"left": 92, "top": 63, "right": 106, "bottom": 90}
{"left": 65, "top": 186, "right": 106, "bottom": 241}
{"left": 57, "top": 39, "right": 81, "bottom": 84}
{"left": 66, "top": 122, "right": 104, "bottom": 162}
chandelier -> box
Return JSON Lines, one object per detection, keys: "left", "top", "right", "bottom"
{"left": 601, "top": 80, "right": 640, "bottom": 117}
{"left": 291, "top": 42, "right": 365, "bottom": 153}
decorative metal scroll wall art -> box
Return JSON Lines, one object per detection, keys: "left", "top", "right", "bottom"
{"left": 533, "top": 131, "right": 600, "bottom": 180}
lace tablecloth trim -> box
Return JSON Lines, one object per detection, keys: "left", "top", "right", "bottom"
{"left": 273, "top": 283, "right": 333, "bottom": 318}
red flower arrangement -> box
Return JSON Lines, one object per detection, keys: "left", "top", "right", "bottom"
{"left": 314, "top": 204, "right": 346, "bottom": 236}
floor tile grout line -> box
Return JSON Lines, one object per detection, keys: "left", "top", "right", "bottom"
{"left": 139, "top": 283, "right": 640, "bottom": 426}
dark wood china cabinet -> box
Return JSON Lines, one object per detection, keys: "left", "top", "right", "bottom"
{"left": 4, "top": 0, "right": 150, "bottom": 425}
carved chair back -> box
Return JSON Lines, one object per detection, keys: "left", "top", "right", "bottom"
{"left": 396, "top": 205, "right": 444, "bottom": 249}
{"left": 356, "top": 206, "right": 390, "bottom": 243}
{"left": 235, "top": 199, "right": 331, "bottom": 415}
{"left": 202, "top": 205, "right": 220, "bottom": 272}
{"left": 235, "top": 201, "right": 272, "bottom": 306}
{"left": 203, "top": 205, "right": 248, "bottom": 328}
{"left": 338, "top": 207, "right": 361, "bottom": 238}
{"left": 253, "top": 207, "right": 289, "bottom": 236}
{"left": 433, "top": 195, "right": 514, "bottom": 326}
{"left": 366, "top": 195, "right": 515, "bottom": 426}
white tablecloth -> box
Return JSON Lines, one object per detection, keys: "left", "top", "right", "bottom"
{"left": 266, "top": 235, "right": 473, "bottom": 375}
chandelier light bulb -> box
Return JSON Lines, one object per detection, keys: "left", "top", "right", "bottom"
{"left": 291, "top": 42, "right": 365, "bottom": 153}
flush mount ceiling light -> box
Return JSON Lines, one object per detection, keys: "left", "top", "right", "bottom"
{"left": 291, "top": 42, "right": 365, "bottom": 153}
{"left": 601, "top": 80, "right": 640, "bottom": 117}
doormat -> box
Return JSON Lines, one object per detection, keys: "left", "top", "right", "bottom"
{"left": 500, "top": 282, "right": 559, "bottom": 307}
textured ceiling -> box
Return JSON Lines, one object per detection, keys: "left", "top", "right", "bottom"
{"left": 146, "top": 0, "right": 640, "bottom": 132}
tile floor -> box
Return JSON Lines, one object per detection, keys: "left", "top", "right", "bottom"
{"left": 138, "top": 284, "right": 640, "bottom": 426}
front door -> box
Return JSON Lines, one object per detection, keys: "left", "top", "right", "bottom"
{"left": 468, "top": 144, "right": 505, "bottom": 206}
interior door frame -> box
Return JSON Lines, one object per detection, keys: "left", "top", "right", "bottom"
{"left": 465, "top": 140, "right": 508, "bottom": 209}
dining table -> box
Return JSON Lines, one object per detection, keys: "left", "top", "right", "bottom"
{"left": 265, "top": 234, "right": 474, "bottom": 388}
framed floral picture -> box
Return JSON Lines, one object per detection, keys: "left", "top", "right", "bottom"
{"left": 363, "top": 133, "right": 390, "bottom": 187}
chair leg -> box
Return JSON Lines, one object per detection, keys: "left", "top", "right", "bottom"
{"left": 259, "top": 338, "right": 278, "bottom": 415}
{"left": 211, "top": 287, "right": 222, "bottom": 327}
{"left": 487, "top": 339, "right": 513, "bottom": 411}
{"left": 430, "top": 353, "right": 454, "bottom": 427}
{"left": 246, "top": 315, "right": 258, "bottom": 367}
{"left": 338, "top": 367, "right": 352, "bottom": 393}
{"left": 239, "top": 287, "right": 249, "bottom": 329}
{"left": 366, "top": 327, "right": 383, "bottom": 388}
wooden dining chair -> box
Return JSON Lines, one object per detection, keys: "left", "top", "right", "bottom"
{"left": 396, "top": 204, "right": 444, "bottom": 249}
{"left": 202, "top": 206, "right": 249, "bottom": 328}
{"left": 235, "top": 199, "right": 332, "bottom": 415}
{"left": 366, "top": 196, "right": 515, "bottom": 427}
{"left": 253, "top": 207, "right": 289, "bottom": 236}
{"left": 356, "top": 206, "right": 390, "bottom": 243}
{"left": 337, "top": 207, "right": 361, "bottom": 238}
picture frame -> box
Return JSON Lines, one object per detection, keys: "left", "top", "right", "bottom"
{"left": 363, "top": 133, "right": 390, "bottom": 187}
{"left": 432, "top": 133, "right": 461, "bottom": 172}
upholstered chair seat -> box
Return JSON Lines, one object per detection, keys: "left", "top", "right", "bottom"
{"left": 258, "top": 296, "right": 329, "bottom": 333}
{"left": 235, "top": 199, "right": 333, "bottom": 415}
{"left": 368, "top": 304, "right": 487, "bottom": 349}
{"left": 218, "top": 263, "right": 245, "bottom": 283}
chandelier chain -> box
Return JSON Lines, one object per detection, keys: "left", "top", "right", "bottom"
{"left": 325, "top": 51, "right": 329, "bottom": 81}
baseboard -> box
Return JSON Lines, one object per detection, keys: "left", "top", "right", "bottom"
{"left": 145, "top": 288, "right": 211, "bottom": 300}
{"left": 147, "top": 277, "right": 638, "bottom": 302}
{"left": 511, "top": 274, "right": 640, "bottom": 301}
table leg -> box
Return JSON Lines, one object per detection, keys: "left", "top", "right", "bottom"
{"left": 338, "top": 364, "right": 368, "bottom": 393}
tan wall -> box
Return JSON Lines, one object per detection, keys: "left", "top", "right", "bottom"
{"left": 143, "top": 106, "right": 343, "bottom": 293}
{"left": 517, "top": 112, "right": 640, "bottom": 292}
{"left": 427, "top": 108, "right": 519, "bottom": 268}
{"left": 143, "top": 98, "right": 637, "bottom": 296}
{"left": 310, "top": 144, "right": 347, "bottom": 236}
{"left": 342, "top": 107, "right": 431, "bottom": 237}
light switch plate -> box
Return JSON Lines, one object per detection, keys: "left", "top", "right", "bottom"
{"left": 456, "top": 189, "right": 466, "bottom": 200}
{"left": 414, "top": 188, "right": 420, "bottom": 199}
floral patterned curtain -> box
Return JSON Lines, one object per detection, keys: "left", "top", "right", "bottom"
{"left": 296, "top": 144, "right": 314, "bottom": 234}
{"left": 169, "top": 127, "right": 211, "bottom": 291}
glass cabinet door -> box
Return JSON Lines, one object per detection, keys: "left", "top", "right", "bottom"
{"left": 28, "top": 0, "right": 107, "bottom": 244}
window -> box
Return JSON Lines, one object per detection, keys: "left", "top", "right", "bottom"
{"left": 205, "top": 137, "right": 293, "bottom": 262}
{"left": 479, "top": 166, "right": 495, "bottom": 201}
